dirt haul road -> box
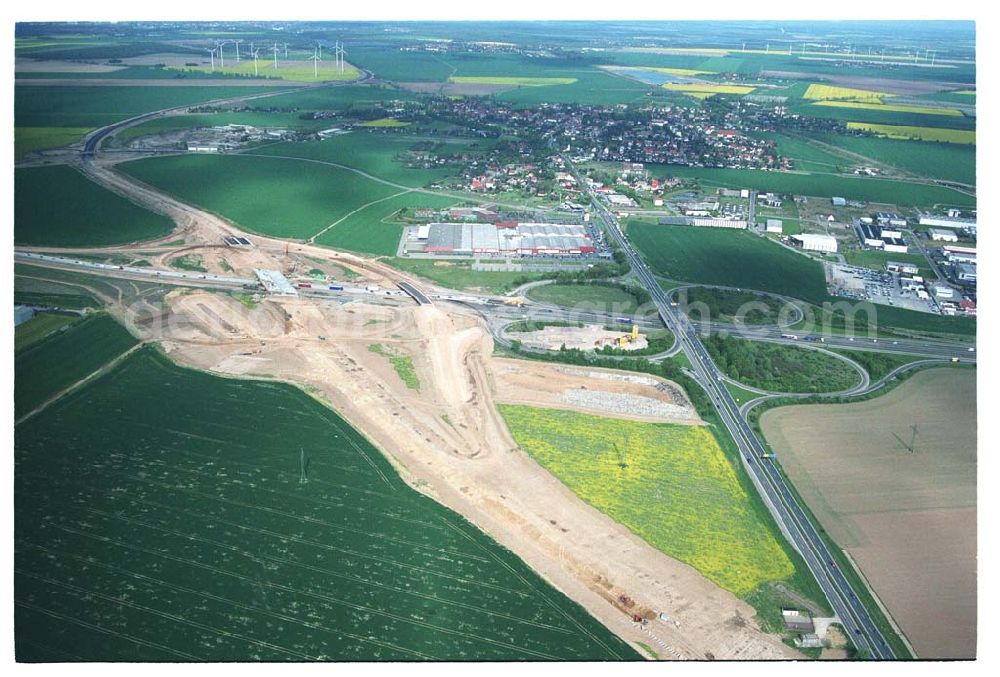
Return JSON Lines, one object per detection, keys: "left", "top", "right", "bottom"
{"left": 70, "top": 155, "right": 800, "bottom": 660}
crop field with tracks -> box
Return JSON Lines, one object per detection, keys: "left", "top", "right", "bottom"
{"left": 808, "top": 133, "right": 975, "bottom": 185}
{"left": 15, "top": 313, "right": 138, "bottom": 418}
{"left": 119, "top": 154, "right": 401, "bottom": 240}
{"left": 498, "top": 405, "right": 795, "bottom": 596}
{"left": 248, "top": 132, "right": 478, "bottom": 188}
{"left": 629, "top": 224, "right": 829, "bottom": 304}
{"left": 314, "top": 191, "right": 458, "bottom": 256}
{"left": 14, "top": 347, "right": 638, "bottom": 661}
{"left": 16, "top": 165, "right": 175, "bottom": 246}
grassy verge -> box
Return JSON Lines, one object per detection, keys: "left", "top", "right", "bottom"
{"left": 368, "top": 343, "right": 420, "bottom": 390}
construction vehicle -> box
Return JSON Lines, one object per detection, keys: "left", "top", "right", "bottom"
{"left": 614, "top": 324, "right": 641, "bottom": 348}
{"left": 503, "top": 296, "right": 526, "bottom": 307}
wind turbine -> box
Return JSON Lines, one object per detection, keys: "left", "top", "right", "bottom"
{"left": 310, "top": 46, "right": 322, "bottom": 79}
{"left": 336, "top": 41, "right": 346, "bottom": 73}
{"left": 272, "top": 41, "right": 280, "bottom": 69}
{"left": 251, "top": 46, "right": 261, "bottom": 77}
{"left": 234, "top": 39, "right": 242, "bottom": 62}
{"left": 284, "top": 42, "right": 289, "bottom": 58}
{"left": 216, "top": 40, "right": 226, "bottom": 68}
{"left": 206, "top": 47, "right": 216, "bottom": 73}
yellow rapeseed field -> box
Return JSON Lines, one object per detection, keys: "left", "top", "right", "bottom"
{"left": 846, "top": 122, "right": 976, "bottom": 145}
{"left": 662, "top": 83, "right": 755, "bottom": 96}
{"left": 814, "top": 100, "right": 963, "bottom": 116}
{"left": 803, "top": 83, "right": 887, "bottom": 103}
{"left": 499, "top": 404, "right": 795, "bottom": 596}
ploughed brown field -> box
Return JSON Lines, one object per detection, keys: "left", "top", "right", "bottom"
{"left": 761, "top": 368, "right": 976, "bottom": 659}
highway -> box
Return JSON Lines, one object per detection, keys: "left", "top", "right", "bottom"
{"left": 571, "top": 162, "right": 901, "bottom": 659}
{"left": 81, "top": 71, "right": 374, "bottom": 161}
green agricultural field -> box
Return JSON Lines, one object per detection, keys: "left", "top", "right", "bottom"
{"left": 790, "top": 101, "right": 976, "bottom": 131}
{"left": 753, "top": 133, "right": 846, "bottom": 173}
{"left": 14, "top": 275, "right": 102, "bottom": 310}
{"left": 703, "top": 334, "right": 861, "bottom": 393}
{"left": 15, "top": 347, "right": 638, "bottom": 661}
{"left": 15, "top": 313, "right": 138, "bottom": 418}
{"left": 498, "top": 405, "right": 794, "bottom": 596}
{"left": 845, "top": 122, "right": 976, "bottom": 145}
{"left": 497, "top": 70, "right": 652, "bottom": 106}
{"left": 248, "top": 132, "right": 478, "bottom": 188}
{"left": 15, "top": 85, "right": 280, "bottom": 129}
{"left": 314, "top": 192, "right": 458, "bottom": 256}
{"left": 14, "top": 127, "right": 91, "bottom": 160}
{"left": 630, "top": 224, "right": 829, "bottom": 304}
{"left": 119, "top": 154, "right": 400, "bottom": 241}
{"left": 15, "top": 165, "right": 175, "bottom": 246}
{"left": 526, "top": 282, "right": 656, "bottom": 317}
{"left": 808, "top": 133, "right": 975, "bottom": 185}
{"left": 450, "top": 76, "right": 578, "bottom": 86}
{"left": 645, "top": 164, "right": 975, "bottom": 208}
{"left": 236, "top": 84, "right": 422, "bottom": 111}
{"left": 345, "top": 46, "right": 457, "bottom": 82}
{"left": 14, "top": 313, "right": 80, "bottom": 353}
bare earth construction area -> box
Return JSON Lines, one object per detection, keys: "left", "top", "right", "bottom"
{"left": 760, "top": 368, "right": 976, "bottom": 659}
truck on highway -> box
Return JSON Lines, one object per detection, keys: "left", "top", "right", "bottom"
{"left": 781, "top": 334, "right": 798, "bottom": 340}
{"left": 297, "top": 282, "right": 312, "bottom": 289}
{"left": 328, "top": 284, "right": 344, "bottom": 291}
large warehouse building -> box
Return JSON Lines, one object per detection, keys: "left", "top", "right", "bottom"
{"left": 424, "top": 222, "right": 596, "bottom": 256}
{"left": 790, "top": 233, "right": 838, "bottom": 253}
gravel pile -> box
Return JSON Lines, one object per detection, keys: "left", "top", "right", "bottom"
{"left": 559, "top": 389, "right": 695, "bottom": 420}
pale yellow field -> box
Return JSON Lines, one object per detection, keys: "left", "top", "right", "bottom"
{"left": 953, "top": 90, "right": 976, "bottom": 95}
{"left": 449, "top": 76, "right": 577, "bottom": 86}
{"left": 803, "top": 83, "right": 887, "bottom": 102}
{"left": 846, "top": 122, "right": 976, "bottom": 144}
{"left": 360, "top": 118, "right": 410, "bottom": 128}
{"left": 814, "top": 100, "right": 963, "bottom": 116}
{"left": 761, "top": 368, "right": 976, "bottom": 658}
{"left": 662, "top": 83, "right": 755, "bottom": 95}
